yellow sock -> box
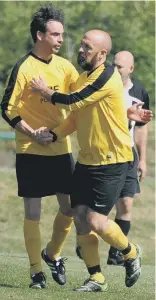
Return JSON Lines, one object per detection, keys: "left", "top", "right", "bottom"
{"left": 77, "top": 232, "right": 100, "bottom": 267}
{"left": 76, "top": 231, "right": 99, "bottom": 260}
{"left": 124, "top": 243, "right": 137, "bottom": 260}
{"left": 90, "top": 273, "right": 105, "bottom": 284}
{"left": 24, "top": 218, "right": 42, "bottom": 275}
{"left": 99, "top": 220, "right": 129, "bottom": 250}
{"left": 46, "top": 211, "right": 73, "bottom": 260}
{"left": 99, "top": 221, "right": 137, "bottom": 260}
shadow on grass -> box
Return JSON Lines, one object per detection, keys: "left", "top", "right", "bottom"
{"left": 0, "top": 283, "right": 20, "bottom": 288}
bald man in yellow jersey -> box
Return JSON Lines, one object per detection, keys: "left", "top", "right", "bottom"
{"left": 30, "top": 30, "right": 153, "bottom": 292}
{"left": 0, "top": 4, "right": 79, "bottom": 289}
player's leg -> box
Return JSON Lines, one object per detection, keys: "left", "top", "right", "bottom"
{"left": 16, "top": 154, "right": 57, "bottom": 288}
{"left": 73, "top": 162, "right": 141, "bottom": 291}
{"left": 107, "top": 147, "right": 140, "bottom": 265}
{"left": 24, "top": 197, "right": 46, "bottom": 288}
{"left": 116, "top": 196, "right": 133, "bottom": 222}
{"left": 73, "top": 205, "right": 107, "bottom": 292}
{"left": 70, "top": 163, "right": 107, "bottom": 292}
{"left": 87, "top": 210, "right": 142, "bottom": 288}
{"left": 42, "top": 194, "right": 73, "bottom": 285}
{"left": 41, "top": 154, "right": 74, "bottom": 285}
{"left": 85, "top": 162, "right": 141, "bottom": 288}
{"left": 107, "top": 196, "right": 133, "bottom": 266}
{"left": 46, "top": 193, "right": 73, "bottom": 259}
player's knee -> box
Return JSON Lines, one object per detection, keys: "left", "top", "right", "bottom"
{"left": 74, "top": 213, "right": 85, "bottom": 226}
{"left": 74, "top": 214, "right": 80, "bottom": 227}
{"left": 87, "top": 212, "right": 108, "bottom": 232}
{"left": 24, "top": 198, "right": 41, "bottom": 220}
{"left": 57, "top": 194, "right": 73, "bottom": 216}
{"left": 25, "top": 210, "right": 40, "bottom": 220}
{"left": 86, "top": 214, "right": 99, "bottom": 231}
{"left": 87, "top": 216, "right": 97, "bottom": 231}
{"left": 59, "top": 205, "right": 73, "bottom": 217}
{"left": 74, "top": 211, "right": 87, "bottom": 233}
{"left": 117, "top": 197, "right": 133, "bottom": 215}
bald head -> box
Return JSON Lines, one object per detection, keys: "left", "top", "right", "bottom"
{"left": 77, "top": 30, "right": 112, "bottom": 72}
{"left": 115, "top": 51, "right": 134, "bottom": 68}
{"left": 84, "top": 30, "right": 112, "bottom": 54}
{"left": 114, "top": 51, "right": 134, "bottom": 83}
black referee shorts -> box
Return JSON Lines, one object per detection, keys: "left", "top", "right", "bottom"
{"left": 16, "top": 153, "right": 75, "bottom": 198}
{"left": 71, "top": 161, "right": 131, "bottom": 216}
{"left": 120, "top": 148, "right": 140, "bottom": 198}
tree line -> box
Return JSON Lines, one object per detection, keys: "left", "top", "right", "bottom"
{"left": 0, "top": 1, "right": 155, "bottom": 108}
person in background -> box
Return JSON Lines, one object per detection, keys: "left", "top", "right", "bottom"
{"left": 107, "top": 51, "right": 150, "bottom": 265}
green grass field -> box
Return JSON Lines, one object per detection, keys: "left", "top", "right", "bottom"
{"left": 0, "top": 120, "right": 155, "bottom": 299}
{"left": 0, "top": 254, "right": 155, "bottom": 300}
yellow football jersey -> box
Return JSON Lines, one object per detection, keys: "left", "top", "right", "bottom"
{"left": 1, "top": 52, "right": 79, "bottom": 155}
{"left": 53, "top": 63, "right": 133, "bottom": 165}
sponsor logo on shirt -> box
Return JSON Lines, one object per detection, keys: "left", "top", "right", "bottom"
{"left": 40, "top": 85, "right": 59, "bottom": 103}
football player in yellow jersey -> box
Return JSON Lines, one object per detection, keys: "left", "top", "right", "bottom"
{"left": 1, "top": 4, "right": 79, "bottom": 289}
{"left": 31, "top": 30, "right": 152, "bottom": 292}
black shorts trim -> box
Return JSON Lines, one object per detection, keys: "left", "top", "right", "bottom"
{"left": 16, "top": 153, "right": 75, "bottom": 197}
{"left": 120, "top": 148, "right": 140, "bottom": 198}
{"left": 71, "top": 161, "right": 130, "bottom": 216}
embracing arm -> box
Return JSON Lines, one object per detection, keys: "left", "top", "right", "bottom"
{"left": 31, "top": 70, "right": 152, "bottom": 123}
{"left": 31, "top": 64, "right": 114, "bottom": 111}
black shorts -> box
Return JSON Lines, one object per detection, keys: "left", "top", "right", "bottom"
{"left": 120, "top": 148, "right": 140, "bottom": 198}
{"left": 71, "top": 161, "right": 131, "bottom": 216}
{"left": 16, "top": 153, "right": 75, "bottom": 197}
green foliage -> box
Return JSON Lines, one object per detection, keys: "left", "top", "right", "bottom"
{"left": 0, "top": 1, "right": 155, "bottom": 107}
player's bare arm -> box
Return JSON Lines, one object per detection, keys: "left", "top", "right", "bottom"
{"left": 15, "top": 120, "right": 53, "bottom": 145}
{"left": 134, "top": 124, "right": 148, "bottom": 181}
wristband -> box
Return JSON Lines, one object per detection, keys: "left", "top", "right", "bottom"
{"left": 49, "top": 130, "right": 57, "bottom": 142}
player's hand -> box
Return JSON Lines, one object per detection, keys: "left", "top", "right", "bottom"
{"left": 127, "top": 102, "right": 153, "bottom": 123}
{"left": 138, "top": 160, "right": 147, "bottom": 181}
{"left": 32, "top": 127, "right": 54, "bottom": 145}
{"left": 31, "top": 75, "right": 48, "bottom": 94}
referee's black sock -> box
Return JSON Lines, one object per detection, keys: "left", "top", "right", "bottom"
{"left": 109, "top": 219, "right": 130, "bottom": 254}
{"left": 115, "top": 218, "right": 131, "bottom": 235}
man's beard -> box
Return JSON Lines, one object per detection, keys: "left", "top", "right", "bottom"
{"left": 77, "top": 53, "right": 93, "bottom": 71}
